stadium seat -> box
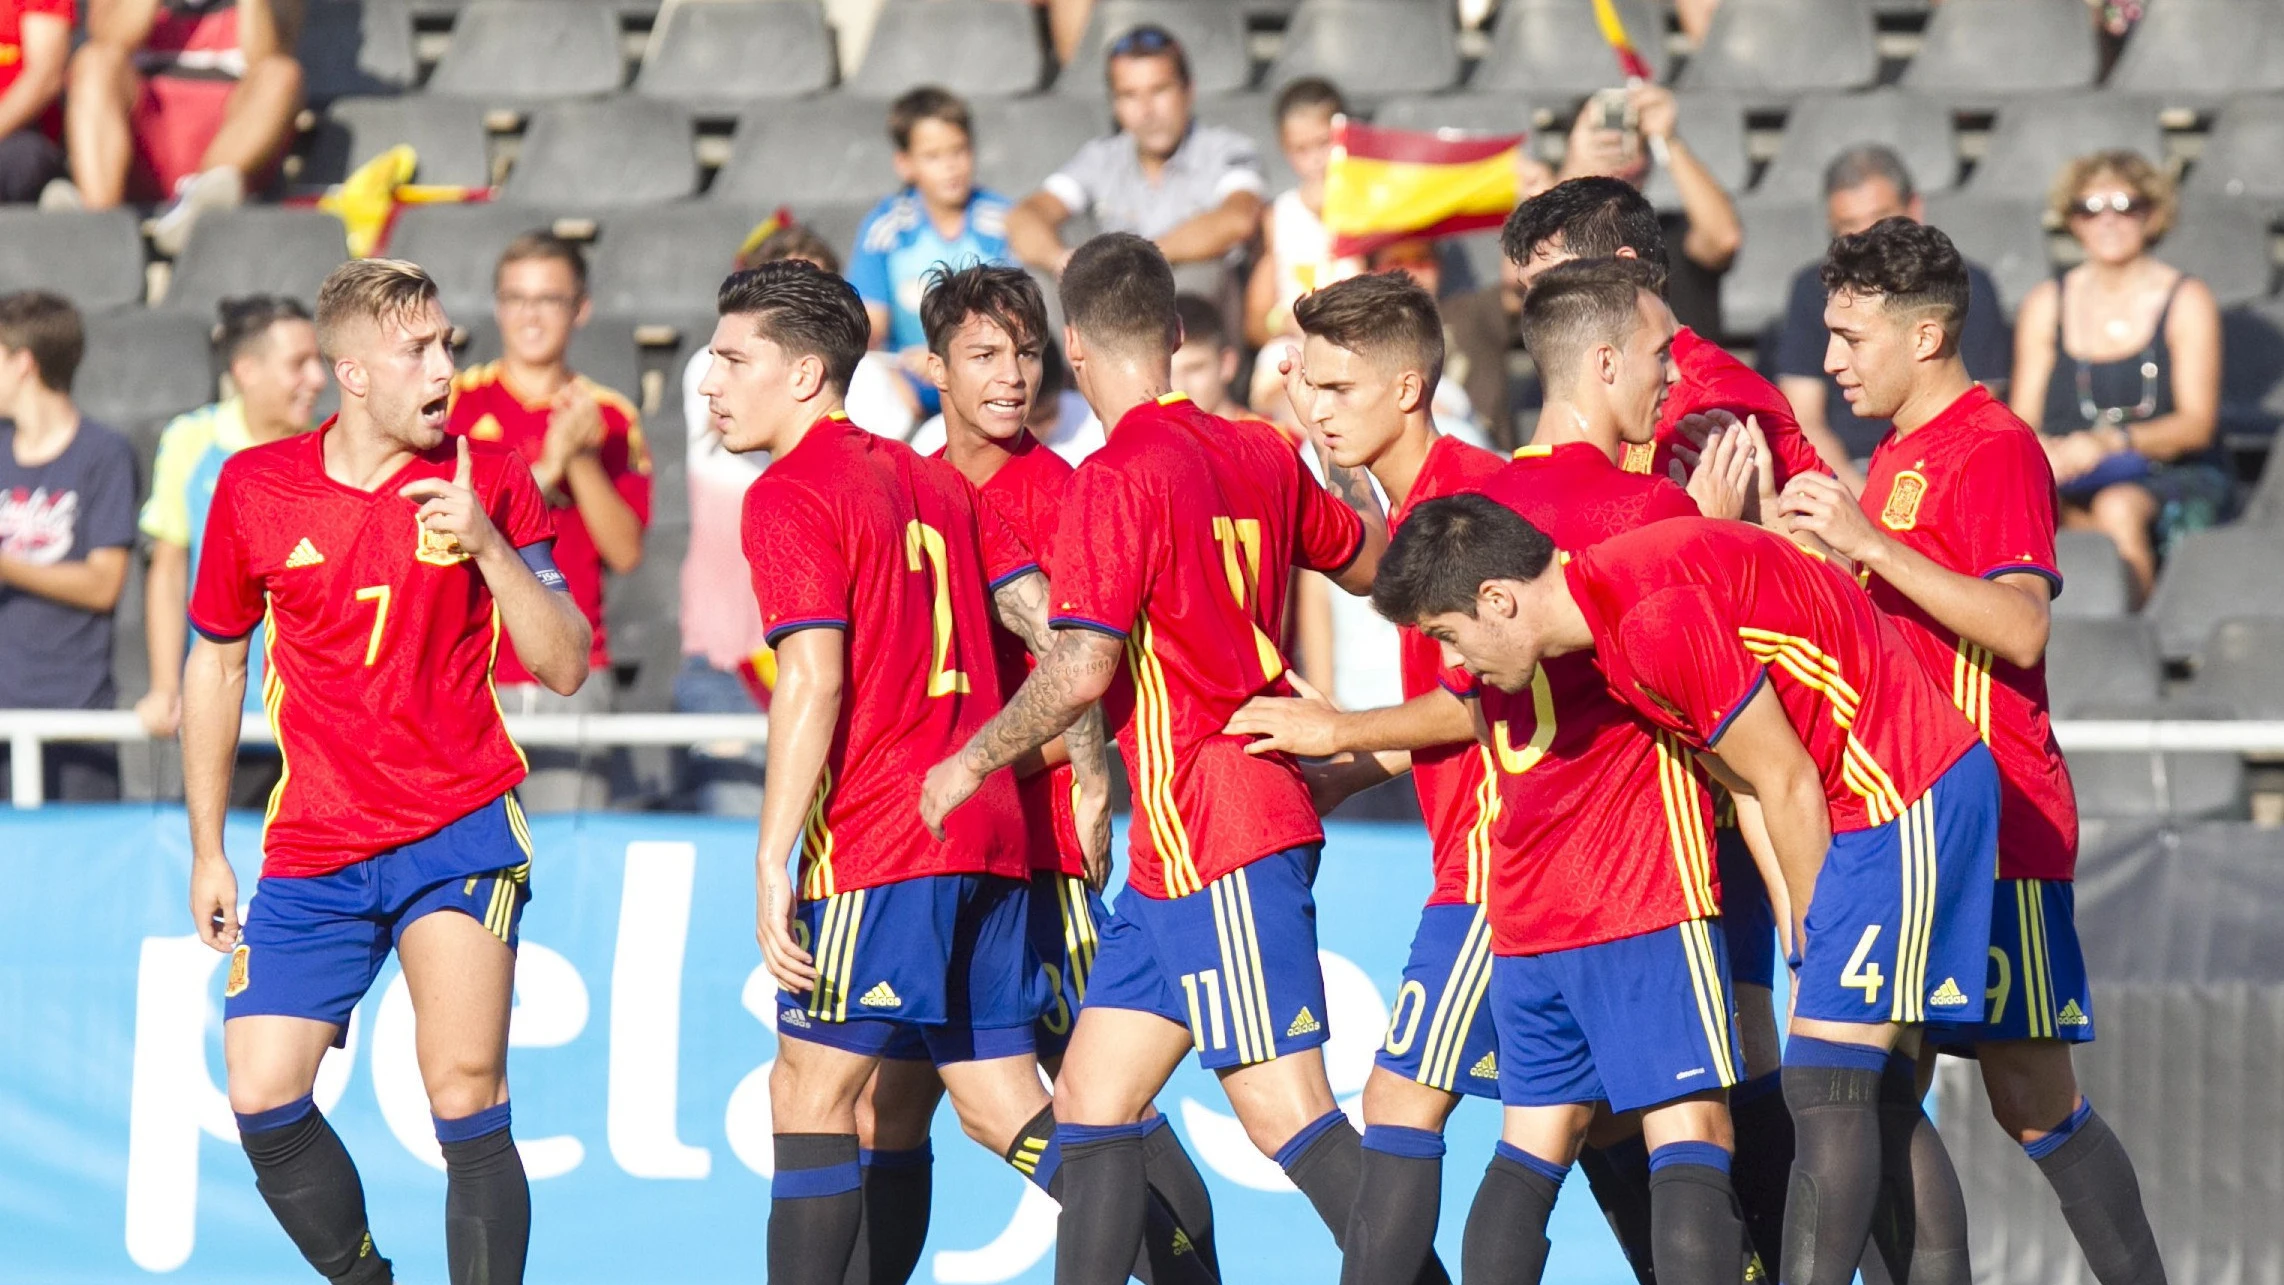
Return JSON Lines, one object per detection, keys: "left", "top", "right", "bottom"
{"left": 2053, "top": 529, "right": 2134, "bottom": 618}
{"left": 794, "top": 200, "right": 874, "bottom": 268}
{"left": 1058, "top": 0, "right": 1251, "bottom": 98}
{"left": 299, "top": 0, "right": 417, "bottom": 105}
{"left": 1918, "top": 193, "right": 2051, "bottom": 317}
{"left": 633, "top": 0, "right": 836, "bottom": 108}
{"left": 1721, "top": 198, "right": 1827, "bottom": 339}
{"left": 1967, "top": 94, "right": 2164, "bottom": 202}
{"left": 386, "top": 202, "right": 574, "bottom": 318}
{"left": 75, "top": 311, "right": 216, "bottom": 440}
{"left": 709, "top": 100, "right": 898, "bottom": 206}
{"left": 2045, "top": 617, "right": 2161, "bottom": 716}
{"left": 1191, "top": 93, "right": 1296, "bottom": 194}
{"left": 162, "top": 208, "right": 348, "bottom": 318}
{"left": 1898, "top": 0, "right": 2099, "bottom": 106}
{"left": 2220, "top": 299, "right": 2284, "bottom": 442}
{"left": 2238, "top": 403, "right": 2284, "bottom": 518}
{"left": 1640, "top": 93, "right": 1750, "bottom": 216}
{"left": 2145, "top": 525, "right": 2284, "bottom": 662}
{"left": 844, "top": 0, "right": 1046, "bottom": 100}
{"left": 603, "top": 527, "right": 686, "bottom": 713}
{"left": 2178, "top": 618, "right": 2284, "bottom": 718}
{"left": 1372, "top": 92, "right": 1543, "bottom": 139}
{"left": 973, "top": 95, "right": 1110, "bottom": 198}
{"left": 2161, "top": 200, "right": 2277, "bottom": 310}
{"left": 454, "top": 314, "right": 646, "bottom": 412}
{"left": 304, "top": 96, "right": 492, "bottom": 189}
{"left": 1469, "top": 0, "right": 1669, "bottom": 96}
{"left": 2187, "top": 95, "right": 2284, "bottom": 213}
{"left": 0, "top": 210, "right": 146, "bottom": 312}
{"left": 1264, "top": 0, "right": 1463, "bottom": 100}
{"left": 587, "top": 202, "right": 769, "bottom": 321}
{"left": 1676, "top": 0, "right": 1877, "bottom": 103}
{"left": 503, "top": 99, "right": 698, "bottom": 207}
{"left": 425, "top": 1, "right": 626, "bottom": 104}
{"left": 2106, "top": 0, "right": 2284, "bottom": 106}
{"left": 1754, "top": 91, "right": 1960, "bottom": 202}
{"left": 2064, "top": 750, "right": 2248, "bottom": 820}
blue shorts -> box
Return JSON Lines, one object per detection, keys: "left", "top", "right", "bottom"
{"left": 1083, "top": 846, "right": 1330, "bottom": 1070}
{"left": 1376, "top": 902, "right": 1500, "bottom": 1098}
{"left": 777, "top": 873, "right": 1046, "bottom": 1065}
{"left": 1793, "top": 743, "right": 2000, "bottom": 1026}
{"left": 1492, "top": 919, "right": 1742, "bottom": 1114}
{"left": 224, "top": 791, "right": 532, "bottom": 1040}
{"left": 1028, "top": 871, "right": 1107, "bottom": 1059}
{"left": 1715, "top": 826, "right": 1776, "bottom": 990}
{"left": 1929, "top": 877, "right": 2095, "bottom": 1049}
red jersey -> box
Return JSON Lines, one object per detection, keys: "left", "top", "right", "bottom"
{"left": 1862, "top": 384, "right": 2075, "bottom": 880}
{"left": 744, "top": 412, "right": 1033, "bottom": 897}
{"left": 1568, "top": 519, "right": 1979, "bottom": 834}
{"left": 1389, "top": 435, "right": 1507, "bottom": 907}
{"left": 1469, "top": 442, "right": 1716, "bottom": 955}
{"left": 1627, "top": 327, "right": 1826, "bottom": 488}
{"left": 448, "top": 364, "right": 651, "bottom": 681}
{"left": 0, "top": 0, "right": 70, "bottom": 138}
{"left": 187, "top": 424, "right": 554, "bottom": 879}
{"left": 1046, "top": 393, "right": 1364, "bottom": 900}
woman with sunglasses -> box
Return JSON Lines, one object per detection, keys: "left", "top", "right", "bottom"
{"left": 2009, "top": 149, "right": 2228, "bottom": 606}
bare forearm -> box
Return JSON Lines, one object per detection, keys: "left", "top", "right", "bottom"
{"left": 1008, "top": 197, "right": 1071, "bottom": 272}
{"left": 1858, "top": 539, "right": 2049, "bottom": 668}
{"left": 1751, "top": 775, "right": 1830, "bottom": 940}
{"left": 957, "top": 634, "right": 1117, "bottom": 777}
{"left": 1667, "top": 141, "right": 1740, "bottom": 270}
{"left": 0, "top": 55, "right": 61, "bottom": 138}
{"left": 755, "top": 668, "right": 839, "bottom": 879}
{"left": 182, "top": 640, "right": 247, "bottom": 862}
{"left": 1316, "top": 457, "right": 1391, "bottom": 595}
{"left": 235, "top": 0, "right": 297, "bottom": 59}
{"left": 564, "top": 456, "right": 645, "bottom": 572}
{"left": 2115, "top": 410, "right": 2217, "bottom": 461}
{"left": 0, "top": 551, "right": 127, "bottom": 612}
{"left": 144, "top": 546, "right": 189, "bottom": 697}
{"left": 1155, "top": 200, "right": 1260, "bottom": 265}
{"left": 478, "top": 544, "right": 592, "bottom": 693}
{"left": 1334, "top": 689, "right": 1474, "bottom": 753}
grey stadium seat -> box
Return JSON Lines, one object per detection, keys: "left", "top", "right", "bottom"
{"left": 455, "top": 314, "right": 645, "bottom": 413}
{"left": 2064, "top": 751, "right": 2247, "bottom": 820}
{"left": 2145, "top": 525, "right": 2284, "bottom": 662}
{"left": 0, "top": 210, "right": 146, "bottom": 312}
{"left": 2178, "top": 618, "right": 2284, "bottom": 718}
{"left": 1919, "top": 193, "right": 2050, "bottom": 317}
{"left": 1755, "top": 91, "right": 1960, "bottom": 203}
{"left": 1967, "top": 94, "right": 2164, "bottom": 202}
{"left": 1265, "top": 0, "right": 1462, "bottom": 100}
{"left": 385, "top": 202, "right": 573, "bottom": 318}
{"left": 2053, "top": 529, "right": 2134, "bottom": 618}
{"left": 503, "top": 99, "right": 697, "bottom": 207}
{"left": 1677, "top": 0, "right": 1877, "bottom": 103}
{"left": 2187, "top": 95, "right": 2284, "bottom": 212}
{"left": 634, "top": 0, "right": 835, "bottom": 108}
{"left": 1059, "top": 0, "right": 1250, "bottom": 98}
{"left": 587, "top": 202, "right": 769, "bottom": 320}
{"left": 2219, "top": 300, "right": 2284, "bottom": 442}
{"left": 2238, "top": 398, "right": 2284, "bottom": 518}
{"left": 1191, "top": 93, "right": 1294, "bottom": 194}
{"left": 425, "top": 1, "right": 625, "bottom": 104}
{"left": 305, "top": 96, "right": 492, "bottom": 189}
{"left": 76, "top": 311, "right": 216, "bottom": 441}
{"left": 844, "top": 0, "right": 1046, "bottom": 100}
{"left": 2106, "top": 0, "right": 2284, "bottom": 106}
{"left": 299, "top": 0, "right": 417, "bottom": 104}
{"left": 792, "top": 200, "right": 873, "bottom": 268}
{"left": 163, "top": 208, "right": 348, "bottom": 317}
{"left": 1373, "top": 92, "right": 1541, "bottom": 139}
{"left": 973, "top": 96, "right": 1108, "bottom": 197}
{"left": 2162, "top": 200, "right": 2277, "bottom": 310}
{"left": 1470, "top": 0, "right": 1668, "bottom": 95}
{"left": 1898, "top": 0, "right": 2099, "bottom": 105}
{"left": 1722, "top": 198, "right": 1827, "bottom": 338}
{"left": 709, "top": 100, "right": 898, "bottom": 206}
{"left": 2045, "top": 617, "right": 2161, "bottom": 717}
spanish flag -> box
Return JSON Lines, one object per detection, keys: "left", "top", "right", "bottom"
{"left": 1592, "top": 0, "right": 1657, "bottom": 83}
{"left": 1322, "top": 117, "right": 1528, "bottom": 260}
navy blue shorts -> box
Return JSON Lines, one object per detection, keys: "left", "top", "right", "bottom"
{"left": 1715, "top": 827, "right": 1777, "bottom": 990}
{"left": 1375, "top": 902, "right": 1499, "bottom": 1098}
{"left": 1492, "top": 919, "right": 1742, "bottom": 1114}
{"left": 1793, "top": 743, "right": 2000, "bottom": 1026}
{"left": 1083, "top": 846, "right": 1330, "bottom": 1070}
{"left": 1929, "top": 877, "right": 2095, "bottom": 1049}
{"left": 224, "top": 791, "right": 532, "bottom": 1039}
{"left": 1028, "top": 871, "right": 1107, "bottom": 1059}
{"left": 777, "top": 873, "right": 1046, "bottom": 1065}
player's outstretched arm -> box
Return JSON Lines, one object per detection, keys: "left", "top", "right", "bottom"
{"left": 992, "top": 570, "right": 1115, "bottom": 881}
{"left": 1227, "top": 676, "right": 1472, "bottom": 759}
{"left": 752, "top": 627, "right": 842, "bottom": 992}
{"left": 1702, "top": 683, "right": 1830, "bottom": 948}
{"left": 182, "top": 633, "right": 249, "bottom": 952}
{"left": 921, "top": 627, "right": 1123, "bottom": 840}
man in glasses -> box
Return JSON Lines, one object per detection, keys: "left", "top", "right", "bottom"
{"left": 448, "top": 230, "right": 651, "bottom": 809}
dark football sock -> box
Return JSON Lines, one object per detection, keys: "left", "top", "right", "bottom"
{"left": 1861, "top": 1054, "right": 1968, "bottom": 1285}
{"left": 1578, "top": 1135, "right": 1659, "bottom": 1285}
{"left": 1780, "top": 1039, "right": 1889, "bottom": 1285}
{"left": 1461, "top": 1142, "right": 1564, "bottom": 1285}
{"left": 1731, "top": 1071, "right": 1796, "bottom": 1279}
{"left": 1010, "top": 1109, "right": 1216, "bottom": 1285}
{"left": 1278, "top": 1111, "right": 1451, "bottom": 1285}
{"left": 1139, "top": 1114, "right": 1221, "bottom": 1281}
{"left": 1053, "top": 1122, "right": 1150, "bottom": 1285}
{"left": 236, "top": 1097, "right": 392, "bottom": 1284}
{"left": 1648, "top": 1144, "right": 1747, "bottom": 1285}
{"left": 1337, "top": 1125, "right": 1447, "bottom": 1285}
{"left": 435, "top": 1104, "right": 529, "bottom": 1285}
{"left": 772, "top": 1133, "right": 864, "bottom": 1285}
{"left": 844, "top": 1144, "right": 931, "bottom": 1285}
{"left": 2026, "top": 1100, "right": 2167, "bottom": 1285}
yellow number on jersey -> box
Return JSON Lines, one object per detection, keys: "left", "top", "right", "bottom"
{"left": 904, "top": 520, "right": 970, "bottom": 697}
{"left": 354, "top": 585, "right": 391, "bottom": 667}
{"left": 1841, "top": 924, "right": 1885, "bottom": 1006}
{"left": 1211, "top": 515, "right": 1284, "bottom": 682}
{"left": 1491, "top": 668, "right": 1557, "bottom": 775}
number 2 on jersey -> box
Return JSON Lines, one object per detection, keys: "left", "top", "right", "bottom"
{"left": 904, "top": 520, "right": 970, "bottom": 697}
{"left": 354, "top": 585, "right": 391, "bottom": 667}
{"left": 1212, "top": 516, "right": 1284, "bottom": 682}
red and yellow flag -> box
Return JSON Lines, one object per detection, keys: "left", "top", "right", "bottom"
{"left": 1591, "top": 0, "right": 1657, "bottom": 83}
{"left": 1322, "top": 117, "right": 1527, "bottom": 260}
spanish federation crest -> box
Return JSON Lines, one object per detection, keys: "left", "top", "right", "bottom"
{"left": 1880, "top": 468, "right": 1929, "bottom": 531}
{"left": 414, "top": 513, "right": 469, "bottom": 566}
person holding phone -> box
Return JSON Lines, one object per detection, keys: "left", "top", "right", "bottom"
{"left": 1555, "top": 84, "right": 1741, "bottom": 340}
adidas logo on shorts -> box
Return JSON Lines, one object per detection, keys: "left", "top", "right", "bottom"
{"left": 1285, "top": 1007, "right": 1322, "bottom": 1037}
{"left": 2058, "top": 999, "right": 2090, "bottom": 1026}
{"left": 859, "top": 981, "right": 901, "bottom": 1008}
{"left": 1469, "top": 1051, "right": 1498, "bottom": 1080}
{"left": 778, "top": 1007, "right": 810, "bottom": 1028}
{"left": 1928, "top": 978, "right": 1971, "bottom": 1007}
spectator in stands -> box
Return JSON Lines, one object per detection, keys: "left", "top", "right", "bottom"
{"left": 0, "top": 0, "right": 69, "bottom": 202}
{"left": 60, "top": 0, "right": 304, "bottom": 253}
{"left": 0, "top": 291, "right": 134, "bottom": 800}
{"left": 134, "top": 295, "right": 322, "bottom": 766}
{"left": 1243, "top": 77, "right": 1360, "bottom": 351}
{"left": 851, "top": 86, "right": 1015, "bottom": 419}
{"left": 1773, "top": 145, "right": 2012, "bottom": 491}
{"left": 448, "top": 232, "right": 650, "bottom": 811}
{"left": 1006, "top": 25, "right": 1265, "bottom": 277}
{"left": 1437, "top": 251, "right": 1523, "bottom": 452}
{"left": 1170, "top": 291, "right": 1259, "bottom": 425}
{"left": 1555, "top": 83, "right": 1739, "bottom": 339}
{"left": 2012, "top": 150, "right": 2227, "bottom": 607}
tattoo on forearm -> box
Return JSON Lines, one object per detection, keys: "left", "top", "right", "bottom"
{"left": 993, "top": 571, "right": 1055, "bottom": 659}
{"left": 1063, "top": 702, "right": 1110, "bottom": 798}
{"left": 959, "top": 631, "right": 1122, "bottom": 776}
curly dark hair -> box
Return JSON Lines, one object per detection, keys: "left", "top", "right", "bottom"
{"left": 1500, "top": 176, "right": 1669, "bottom": 289}
{"left": 1819, "top": 216, "right": 1969, "bottom": 338}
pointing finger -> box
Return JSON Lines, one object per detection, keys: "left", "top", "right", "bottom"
{"left": 454, "top": 434, "right": 473, "bottom": 488}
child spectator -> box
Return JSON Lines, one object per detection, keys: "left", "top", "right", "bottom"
{"left": 1242, "top": 77, "right": 1361, "bottom": 352}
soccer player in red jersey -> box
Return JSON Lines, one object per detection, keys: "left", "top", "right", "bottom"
{"left": 182, "top": 259, "right": 594, "bottom": 1285}
{"left": 701, "top": 260, "right": 1113, "bottom": 1285}
{"left": 1778, "top": 219, "right": 2164, "bottom": 1285}
{"left": 919, "top": 234, "right": 1441, "bottom": 1285}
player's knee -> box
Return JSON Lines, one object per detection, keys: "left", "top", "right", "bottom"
{"left": 1980, "top": 1047, "right": 2079, "bottom": 1137}
{"left": 1359, "top": 1066, "right": 1456, "bottom": 1131}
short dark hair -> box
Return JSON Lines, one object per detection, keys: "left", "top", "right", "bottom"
{"left": 1174, "top": 293, "right": 1226, "bottom": 352}
{"left": 887, "top": 85, "right": 972, "bottom": 153}
{"left": 214, "top": 295, "right": 312, "bottom": 368}
{"left": 717, "top": 260, "right": 871, "bottom": 393}
{"left": 1820, "top": 216, "right": 1970, "bottom": 339}
{"left": 1294, "top": 270, "right": 1445, "bottom": 394}
{"left": 1274, "top": 76, "right": 1345, "bottom": 124}
{"left": 1373, "top": 493, "right": 1557, "bottom": 625}
{"left": 921, "top": 263, "right": 1046, "bottom": 358}
{"left": 1823, "top": 144, "right": 1916, "bottom": 203}
{"left": 1106, "top": 23, "right": 1190, "bottom": 87}
{"left": 1061, "top": 233, "right": 1178, "bottom": 355}
{"left": 0, "top": 291, "right": 84, "bottom": 392}
{"left": 495, "top": 230, "right": 588, "bottom": 295}
{"left": 1518, "top": 257, "right": 1664, "bottom": 395}
{"left": 1501, "top": 177, "right": 1670, "bottom": 289}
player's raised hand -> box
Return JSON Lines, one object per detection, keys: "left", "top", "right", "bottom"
{"left": 545, "top": 383, "right": 606, "bottom": 461}
{"left": 1226, "top": 671, "right": 1346, "bottom": 757}
{"left": 1741, "top": 415, "right": 1782, "bottom": 527}
{"left": 1679, "top": 418, "right": 1755, "bottom": 520}
{"left": 189, "top": 854, "right": 240, "bottom": 952}
{"left": 754, "top": 857, "right": 815, "bottom": 992}
{"left": 397, "top": 435, "right": 501, "bottom": 560}
{"left": 1075, "top": 783, "right": 1113, "bottom": 892}
{"left": 1778, "top": 471, "right": 1881, "bottom": 562}
{"left": 1274, "top": 342, "right": 1310, "bottom": 429}
{"left": 919, "top": 754, "right": 983, "bottom": 841}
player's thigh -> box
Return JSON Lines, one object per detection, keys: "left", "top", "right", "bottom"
{"left": 1976, "top": 1039, "right": 2081, "bottom": 1140}
{"left": 938, "top": 1051, "right": 1053, "bottom": 1154}
{"left": 772, "top": 1036, "right": 884, "bottom": 1133}
{"left": 1359, "top": 1064, "right": 1462, "bottom": 1133}
{"left": 1051, "top": 1005, "right": 1194, "bottom": 1126}
{"left": 395, "top": 908, "right": 516, "bottom": 1115}
{"left": 1583, "top": 1102, "right": 1642, "bottom": 1150}
{"left": 1501, "top": 1102, "right": 1596, "bottom": 1168}
{"left": 861, "top": 1058, "right": 945, "bottom": 1152}
{"left": 223, "top": 1015, "right": 342, "bottom": 1115}
{"left": 1639, "top": 1089, "right": 1733, "bottom": 1153}
{"left": 1217, "top": 1045, "right": 1340, "bottom": 1158}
